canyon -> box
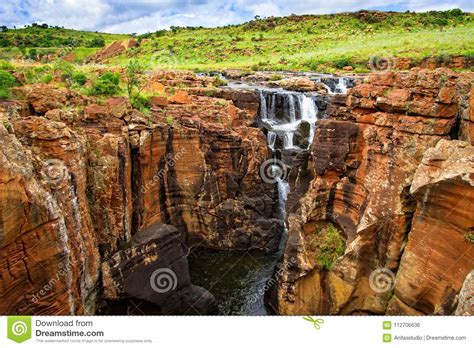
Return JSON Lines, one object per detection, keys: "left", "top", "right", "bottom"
{"left": 0, "top": 68, "right": 473, "bottom": 316}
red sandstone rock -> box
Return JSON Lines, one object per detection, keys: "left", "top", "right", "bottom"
{"left": 106, "top": 96, "right": 132, "bottom": 119}
{"left": 150, "top": 95, "right": 169, "bottom": 108}
{"left": 1, "top": 117, "right": 100, "bottom": 315}
{"left": 169, "top": 90, "right": 191, "bottom": 104}
{"left": 389, "top": 140, "right": 474, "bottom": 314}
{"left": 273, "top": 68, "right": 474, "bottom": 315}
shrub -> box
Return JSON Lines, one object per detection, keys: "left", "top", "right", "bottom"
{"left": 0, "top": 70, "right": 17, "bottom": 99}
{"left": 124, "top": 60, "right": 145, "bottom": 101}
{"left": 24, "top": 65, "right": 52, "bottom": 84}
{"left": 88, "top": 37, "right": 105, "bottom": 47}
{"left": 41, "top": 73, "right": 53, "bottom": 84}
{"left": 464, "top": 233, "right": 474, "bottom": 244}
{"left": 90, "top": 72, "right": 120, "bottom": 96}
{"left": 306, "top": 223, "right": 345, "bottom": 270}
{"left": 333, "top": 57, "right": 352, "bottom": 69}
{"left": 131, "top": 94, "right": 150, "bottom": 113}
{"left": 269, "top": 74, "right": 283, "bottom": 81}
{"left": 53, "top": 60, "right": 75, "bottom": 82}
{"left": 449, "top": 8, "right": 463, "bottom": 17}
{"left": 166, "top": 115, "right": 174, "bottom": 126}
{"left": 72, "top": 72, "right": 87, "bottom": 86}
{"left": 0, "top": 60, "right": 14, "bottom": 71}
{"left": 27, "top": 48, "right": 38, "bottom": 60}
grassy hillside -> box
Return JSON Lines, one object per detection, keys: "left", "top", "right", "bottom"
{"left": 0, "top": 24, "right": 129, "bottom": 62}
{"left": 108, "top": 9, "right": 474, "bottom": 72}
{"left": 0, "top": 10, "right": 473, "bottom": 72}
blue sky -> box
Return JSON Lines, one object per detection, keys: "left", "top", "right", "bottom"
{"left": 1, "top": 0, "right": 473, "bottom": 34}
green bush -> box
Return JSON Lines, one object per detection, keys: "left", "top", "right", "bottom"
{"left": 87, "top": 37, "right": 105, "bottom": 47}
{"left": 166, "top": 115, "right": 174, "bottom": 126}
{"left": 53, "top": 60, "right": 75, "bottom": 83}
{"left": 72, "top": 72, "right": 87, "bottom": 86}
{"left": 0, "top": 60, "right": 14, "bottom": 71}
{"left": 449, "top": 8, "right": 463, "bottom": 17}
{"left": 306, "top": 223, "right": 345, "bottom": 270}
{"left": 27, "top": 48, "right": 37, "bottom": 60}
{"left": 41, "top": 73, "right": 53, "bottom": 84}
{"left": 24, "top": 65, "right": 52, "bottom": 84}
{"left": 333, "top": 57, "right": 352, "bottom": 69}
{"left": 90, "top": 72, "right": 121, "bottom": 96}
{"left": 0, "top": 70, "right": 17, "bottom": 99}
{"left": 131, "top": 94, "right": 150, "bottom": 113}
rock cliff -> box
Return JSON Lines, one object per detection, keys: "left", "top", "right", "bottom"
{"left": 0, "top": 75, "right": 278, "bottom": 315}
{"left": 272, "top": 68, "right": 474, "bottom": 315}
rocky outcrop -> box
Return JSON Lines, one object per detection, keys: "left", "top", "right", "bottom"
{"left": 132, "top": 93, "right": 282, "bottom": 252}
{"left": 0, "top": 115, "right": 99, "bottom": 315}
{"left": 102, "top": 223, "right": 216, "bottom": 314}
{"left": 388, "top": 140, "right": 474, "bottom": 315}
{"left": 86, "top": 39, "right": 139, "bottom": 63}
{"left": 272, "top": 68, "right": 474, "bottom": 315}
{"left": 0, "top": 72, "right": 281, "bottom": 315}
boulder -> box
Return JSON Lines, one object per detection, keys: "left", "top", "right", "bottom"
{"left": 102, "top": 223, "right": 217, "bottom": 314}
{"left": 169, "top": 90, "right": 191, "bottom": 104}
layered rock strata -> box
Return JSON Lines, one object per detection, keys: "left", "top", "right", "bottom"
{"left": 0, "top": 79, "right": 277, "bottom": 315}
{"left": 273, "top": 68, "right": 474, "bottom": 315}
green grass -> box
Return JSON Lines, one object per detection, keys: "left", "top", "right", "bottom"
{"left": 106, "top": 10, "right": 474, "bottom": 72}
{"left": 0, "top": 10, "right": 472, "bottom": 72}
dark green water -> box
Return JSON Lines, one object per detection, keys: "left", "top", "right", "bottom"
{"left": 188, "top": 247, "right": 281, "bottom": 315}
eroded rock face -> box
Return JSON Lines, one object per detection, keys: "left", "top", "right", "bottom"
{"left": 273, "top": 68, "right": 474, "bottom": 315}
{"left": 102, "top": 223, "right": 216, "bottom": 314}
{"left": 0, "top": 71, "right": 281, "bottom": 315}
{"left": 0, "top": 117, "right": 99, "bottom": 315}
{"left": 388, "top": 140, "right": 474, "bottom": 315}
{"left": 132, "top": 93, "right": 282, "bottom": 252}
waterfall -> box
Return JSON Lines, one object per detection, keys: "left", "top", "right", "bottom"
{"left": 335, "top": 78, "right": 348, "bottom": 94}
{"left": 283, "top": 132, "right": 294, "bottom": 149}
{"left": 300, "top": 95, "right": 317, "bottom": 122}
{"left": 267, "top": 131, "right": 276, "bottom": 150}
{"left": 259, "top": 91, "right": 268, "bottom": 120}
{"left": 276, "top": 177, "right": 290, "bottom": 250}
{"left": 276, "top": 177, "right": 290, "bottom": 220}
{"left": 270, "top": 94, "right": 276, "bottom": 119}
{"left": 288, "top": 94, "right": 296, "bottom": 123}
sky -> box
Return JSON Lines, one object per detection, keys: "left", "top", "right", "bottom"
{"left": 1, "top": 0, "right": 473, "bottom": 34}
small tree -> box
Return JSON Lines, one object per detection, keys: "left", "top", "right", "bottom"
{"left": 124, "top": 60, "right": 145, "bottom": 105}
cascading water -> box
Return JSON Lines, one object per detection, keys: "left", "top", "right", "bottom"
{"left": 335, "top": 77, "right": 348, "bottom": 94}
{"left": 267, "top": 131, "right": 277, "bottom": 150}
{"left": 259, "top": 90, "right": 320, "bottom": 150}
{"left": 190, "top": 77, "right": 350, "bottom": 315}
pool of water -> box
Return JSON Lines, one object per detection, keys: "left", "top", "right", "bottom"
{"left": 188, "top": 247, "right": 281, "bottom": 315}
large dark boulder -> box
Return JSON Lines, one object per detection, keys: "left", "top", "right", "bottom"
{"left": 102, "top": 223, "right": 217, "bottom": 314}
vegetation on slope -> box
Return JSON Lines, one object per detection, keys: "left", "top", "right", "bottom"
{"left": 0, "top": 23, "right": 129, "bottom": 63}
{"left": 108, "top": 9, "right": 474, "bottom": 72}
{"left": 0, "top": 10, "right": 472, "bottom": 73}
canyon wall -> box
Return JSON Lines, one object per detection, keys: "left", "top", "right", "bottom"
{"left": 1, "top": 68, "right": 473, "bottom": 316}
{"left": 0, "top": 73, "right": 279, "bottom": 315}
{"left": 273, "top": 68, "right": 474, "bottom": 315}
